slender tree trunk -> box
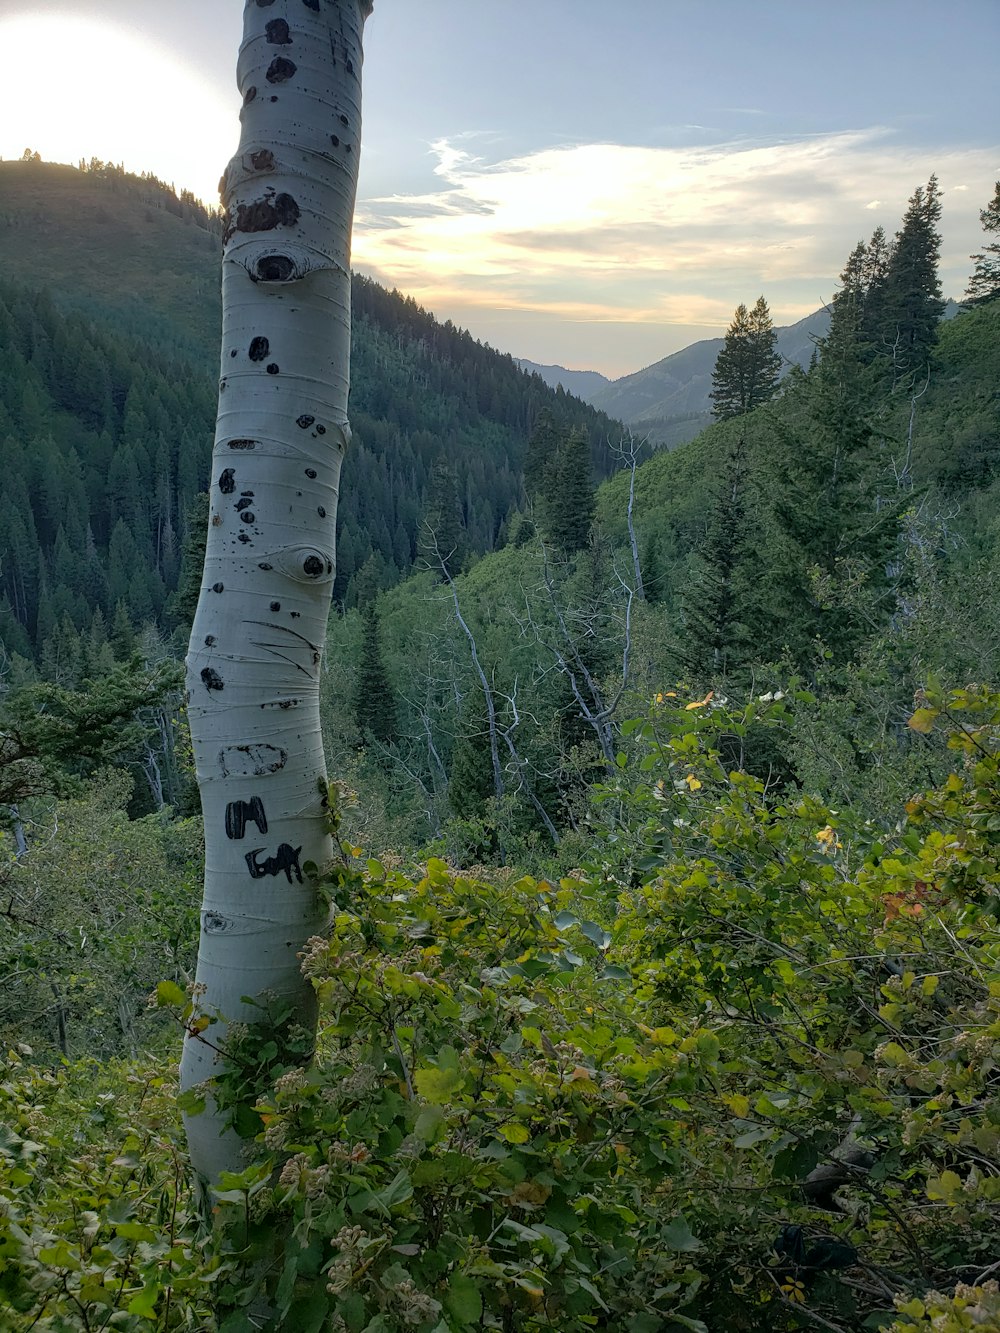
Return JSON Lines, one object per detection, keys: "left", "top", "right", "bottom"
{"left": 181, "top": 0, "right": 372, "bottom": 1184}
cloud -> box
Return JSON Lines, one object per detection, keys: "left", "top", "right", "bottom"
{"left": 354, "top": 130, "right": 999, "bottom": 334}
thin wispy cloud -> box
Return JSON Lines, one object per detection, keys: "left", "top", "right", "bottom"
{"left": 354, "top": 130, "right": 998, "bottom": 344}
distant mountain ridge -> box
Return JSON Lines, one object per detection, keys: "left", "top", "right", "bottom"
{"left": 586, "top": 308, "right": 832, "bottom": 446}
{"left": 517, "top": 359, "right": 611, "bottom": 399}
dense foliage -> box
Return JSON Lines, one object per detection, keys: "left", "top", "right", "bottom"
{"left": 3, "top": 692, "right": 999, "bottom": 1329}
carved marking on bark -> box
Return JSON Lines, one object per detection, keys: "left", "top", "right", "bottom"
{"left": 243, "top": 85, "right": 257, "bottom": 105}
{"left": 250, "top": 148, "right": 276, "bottom": 171}
{"left": 204, "top": 912, "right": 234, "bottom": 933}
{"left": 212, "top": 582, "right": 225, "bottom": 593}
{"left": 305, "top": 467, "right": 317, "bottom": 478}
{"left": 219, "top": 468, "right": 236, "bottom": 493}
{"left": 302, "top": 0, "right": 319, "bottom": 10}
{"left": 266, "top": 363, "right": 280, "bottom": 375}
{"left": 246, "top": 844, "right": 303, "bottom": 883}
{"left": 225, "top": 797, "right": 268, "bottom": 840}
{"left": 296, "top": 414, "right": 315, "bottom": 429}
{"left": 220, "top": 744, "right": 288, "bottom": 779}
{"left": 249, "top": 336, "right": 270, "bottom": 362}
{"left": 228, "top": 439, "right": 258, "bottom": 451}
{"left": 235, "top": 497, "right": 254, "bottom": 512}
{"left": 201, "top": 667, "right": 225, "bottom": 692}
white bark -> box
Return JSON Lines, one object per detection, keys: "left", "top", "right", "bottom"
{"left": 181, "top": 0, "right": 372, "bottom": 1183}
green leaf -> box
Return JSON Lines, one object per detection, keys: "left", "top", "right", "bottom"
{"left": 370, "top": 1169, "right": 413, "bottom": 1213}
{"left": 661, "top": 1214, "right": 702, "bottom": 1252}
{"left": 414, "top": 1104, "right": 446, "bottom": 1142}
{"left": 444, "top": 1274, "right": 483, "bottom": 1325}
{"left": 156, "top": 979, "right": 185, "bottom": 1007}
{"left": 580, "top": 920, "right": 611, "bottom": 949}
{"left": 414, "top": 1065, "right": 464, "bottom": 1103}
{"left": 127, "top": 1282, "right": 160, "bottom": 1319}
{"left": 219, "top": 1316, "right": 255, "bottom": 1333}
{"left": 498, "top": 1121, "right": 530, "bottom": 1144}
{"left": 115, "top": 1221, "right": 157, "bottom": 1243}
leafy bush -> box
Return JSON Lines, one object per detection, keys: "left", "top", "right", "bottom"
{"left": 3, "top": 690, "right": 1000, "bottom": 1330}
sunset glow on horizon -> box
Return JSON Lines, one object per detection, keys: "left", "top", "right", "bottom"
{"left": 2, "top": 0, "right": 997, "bottom": 376}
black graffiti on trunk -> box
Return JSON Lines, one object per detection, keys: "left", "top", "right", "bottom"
{"left": 225, "top": 797, "right": 268, "bottom": 841}
{"left": 246, "top": 844, "right": 303, "bottom": 884}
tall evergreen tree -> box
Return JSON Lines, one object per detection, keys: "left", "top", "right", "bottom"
{"left": 544, "top": 427, "right": 595, "bottom": 556}
{"left": 353, "top": 603, "right": 397, "bottom": 746}
{"left": 523, "top": 407, "right": 561, "bottom": 500}
{"left": 710, "top": 296, "right": 782, "bottom": 421}
{"left": 419, "top": 458, "right": 466, "bottom": 579}
{"left": 828, "top": 226, "right": 891, "bottom": 361}
{"left": 965, "top": 180, "right": 1000, "bottom": 305}
{"left": 769, "top": 305, "right": 901, "bottom": 667}
{"left": 880, "top": 176, "right": 944, "bottom": 382}
{"left": 682, "top": 435, "right": 756, "bottom": 679}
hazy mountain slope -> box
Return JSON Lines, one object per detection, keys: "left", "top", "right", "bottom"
{"left": 588, "top": 309, "right": 832, "bottom": 443}
{"left": 516, "top": 359, "right": 610, "bottom": 399}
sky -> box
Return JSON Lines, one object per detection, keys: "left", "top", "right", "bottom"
{"left": 0, "top": 0, "right": 998, "bottom": 378}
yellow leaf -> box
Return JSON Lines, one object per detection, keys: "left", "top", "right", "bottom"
{"left": 685, "top": 773, "right": 702, "bottom": 791}
{"left": 498, "top": 1121, "right": 530, "bottom": 1144}
{"left": 685, "top": 691, "right": 714, "bottom": 711}
{"left": 907, "top": 707, "right": 939, "bottom": 734}
{"left": 727, "top": 1093, "right": 751, "bottom": 1118}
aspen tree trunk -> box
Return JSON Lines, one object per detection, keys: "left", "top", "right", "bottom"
{"left": 181, "top": 0, "right": 372, "bottom": 1183}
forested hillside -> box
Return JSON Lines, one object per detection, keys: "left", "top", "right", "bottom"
{"left": 0, "top": 161, "right": 620, "bottom": 667}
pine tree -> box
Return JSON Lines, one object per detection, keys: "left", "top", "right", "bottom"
{"left": 769, "top": 308, "right": 901, "bottom": 666}
{"left": 965, "top": 180, "right": 1000, "bottom": 305}
{"left": 523, "top": 407, "right": 561, "bottom": 500}
{"left": 682, "top": 435, "right": 756, "bottom": 679}
{"left": 544, "top": 427, "right": 595, "bottom": 556}
{"left": 880, "top": 176, "right": 944, "bottom": 381}
{"left": 353, "top": 603, "right": 397, "bottom": 746}
{"left": 828, "top": 227, "right": 891, "bottom": 362}
{"left": 419, "top": 458, "right": 465, "bottom": 578}
{"left": 448, "top": 694, "right": 496, "bottom": 820}
{"left": 710, "top": 296, "right": 782, "bottom": 420}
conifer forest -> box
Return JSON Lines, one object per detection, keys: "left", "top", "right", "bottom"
{"left": 2, "top": 6, "right": 1000, "bottom": 1330}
